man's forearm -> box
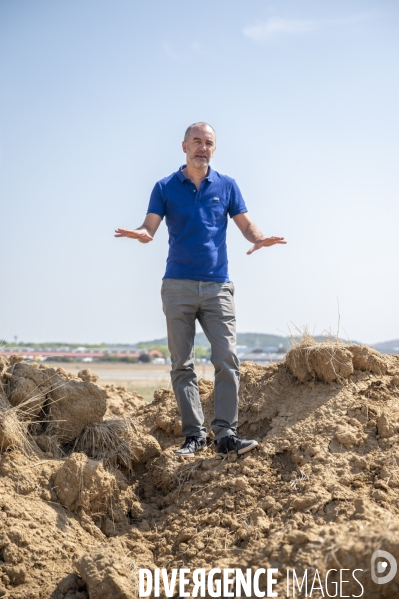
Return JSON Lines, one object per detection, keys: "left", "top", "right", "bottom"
{"left": 137, "top": 223, "right": 154, "bottom": 236}
{"left": 140, "top": 213, "right": 163, "bottom": 237}
{"left": 114, "top": 213, "right": 162, "bottom": 242}
{"left": 241, "top": 222, "right": 265, "bottom": 243}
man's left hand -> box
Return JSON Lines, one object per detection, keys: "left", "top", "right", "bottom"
{"left": 247, "top": 237, "right": 287, "bottom": 255}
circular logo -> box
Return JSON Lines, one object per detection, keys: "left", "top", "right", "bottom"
{"left": 371, "top": 550, "right": 397, "bottom": 585}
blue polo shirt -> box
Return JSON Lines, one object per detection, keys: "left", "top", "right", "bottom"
{"left": 147, "top": 166, "right": 247, "bottom": 282}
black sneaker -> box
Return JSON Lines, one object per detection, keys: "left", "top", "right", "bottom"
{"left": 174, "top": 436, "right": 207, "bottom": 457}
{"left": 214, "top": 435, "right": 258, "bottom": 456}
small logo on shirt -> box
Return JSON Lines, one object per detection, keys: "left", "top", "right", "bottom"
{"left": 213, "top": 197, "right": 220, "bottom": 201}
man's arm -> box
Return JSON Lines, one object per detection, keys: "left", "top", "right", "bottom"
{"left": 232, "top": 212, "right": 286, "bottom": 255}
{"left": 114, "top": 213, "right": 162, "bottom": 243}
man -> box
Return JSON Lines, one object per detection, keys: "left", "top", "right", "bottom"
{"left": 115, "top": 122, "right": 286, "bottom": 458}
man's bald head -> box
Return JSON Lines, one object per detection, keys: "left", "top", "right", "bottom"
{"left": 184, "top": 122, "right": 216, "bottom": 142}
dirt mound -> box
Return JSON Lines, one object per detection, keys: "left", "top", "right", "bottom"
{"left": 1, "top": 343, "right": 399, "bottom": 597}
{"left": 77, "top": 369, "right": 99, "bottom": 383}
{"left": 104, "top": 385, "right": 145, "bottom": 418}
{"left": 53, "top": 453, "right": 120, "bottom": 514}
{"left": 286, "top": 337, "right": 399, "bottom": 383}
{"left": 0, "top": 449, "right": 94, "bottom": 598}
{"left": 1, "top": 361, "right": 145, "bottom": 446}
{"left": 75, "top": 544, "right": 134, "bottom": 599}
{"left": 47, "top": 376, "right": 107, "bottom": 442}
{"left": 5, "top": 361, "right": 54, "bottom": 417}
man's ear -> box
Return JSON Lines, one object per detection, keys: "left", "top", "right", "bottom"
{"left": 182, "top": 141, "right": 187, "bottom": 154}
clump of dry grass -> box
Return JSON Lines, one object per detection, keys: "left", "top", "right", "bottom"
{"left": 287, "top": 324, "right": 344, "bottom": 349}
{"left": 73, "top": 417, "right": 137, "bottom": 473}
{"left": 289, "top": 469, "right": 309, "bottom": 491}
{"left": 0, "top": 391, "right": 40, "bottom": 457}
{"left": 34, "top": 430, "right": 64, "bottom": 458}
{"left": 285, "top": 326, "right": 355, "bottom": 384}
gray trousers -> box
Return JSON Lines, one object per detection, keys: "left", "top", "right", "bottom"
{"left": 161, "top": 278, "right": 239, "bottom": 440}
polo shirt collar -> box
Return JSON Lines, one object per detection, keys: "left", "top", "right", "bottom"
{"left": 177, "top": 165, "right": 215, "bottom": 183}
{"left": 206, "top": 167, "right": 215, "bottom": 182}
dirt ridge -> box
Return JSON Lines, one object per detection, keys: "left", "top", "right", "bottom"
{"left": 0, "top": 342, "right": 399, "bottom": 597}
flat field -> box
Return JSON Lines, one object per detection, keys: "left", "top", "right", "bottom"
{"left": 44, "top": 360, "right": 214, "bottom": 402}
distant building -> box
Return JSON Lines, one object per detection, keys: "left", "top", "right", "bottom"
{"left": 149, "top": 349, "right": 164, "bottom": 358}
{"left": 238, "top": 347, "right": 285, "bottom": 365}
{"left": 152, "top": 357, "right": 166, "bottom": 365}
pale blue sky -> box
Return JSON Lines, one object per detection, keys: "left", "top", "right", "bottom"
{"left": 1, "top": 0, "right": 398, "bottom": 345}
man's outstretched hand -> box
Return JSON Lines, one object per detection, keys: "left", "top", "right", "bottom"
{"left": 247, "top": 236, "right": 286, "bottom": 255}
{"left": 114, "top": 228, "right": 153, "bottom": 243}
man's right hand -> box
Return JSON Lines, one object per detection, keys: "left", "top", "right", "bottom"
{"left": 114, "top": 228, "right": 153, "bottom": 243}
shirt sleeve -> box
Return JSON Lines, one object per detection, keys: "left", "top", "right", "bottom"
{"left": 147, "top": 182, "right": 165, "bottom": 218}
{"left": 228, "top": 179, "right": 248, "bottom": 218}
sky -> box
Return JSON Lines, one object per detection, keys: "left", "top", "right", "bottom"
{"left": 0, "top": 0, "right": 398, "bottom": 346}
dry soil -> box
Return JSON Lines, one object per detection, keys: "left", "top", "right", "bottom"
{"left": 0, "top": 340, "right": 399, "bottom": 598}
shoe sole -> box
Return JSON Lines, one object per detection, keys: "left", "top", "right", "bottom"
{"left": 237, "top": 440, "right": 259, "bottom": 455}
{"left": 174, "top": 444, "right": 206, "bottom": 458}
{"left": 215, "top": 440, "right": 259, "bottom": 458}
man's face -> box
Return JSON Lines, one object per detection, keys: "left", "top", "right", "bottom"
{"left": 182, "top": 125, "right": 216, "bottom": 171}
